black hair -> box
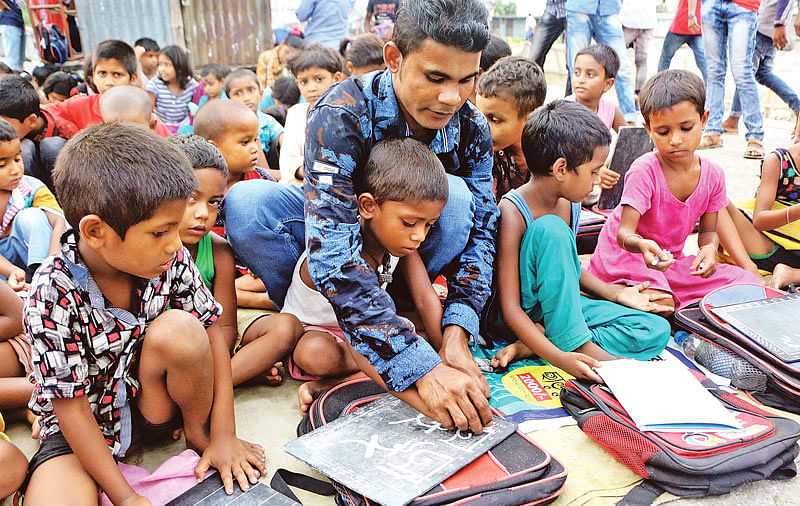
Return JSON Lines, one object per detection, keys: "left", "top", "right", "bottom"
{"left": 287, "top": 44, "right": 344, "bottom": 77}
{"left": 223, "top": 68, "right": 260, "bottom": 94}
{"left": 200, "top": 62, "right": 230, "bottom": 81}
{"left": 194, "top": 99, "right": 255, "bottom": 142}
{"left": 53, "top": 122, "right": 197, "bottom": 239}
{"left": 339, "top": 34, "right": 384, "bottom": 72}
{"left": 284, "top": 32, "right": 305, "bottom": 49}
{"left": 160, "top": 45, "right": 193, "bottom": 88}
{"left": 272, "top": 76, "right": 300, "bottom": 106}
{"left": 393, "top": 0, "right": 489, "bottom": 56}
{"left": 134, "top": 37, "right": 160, "bottom": 52}
{"left": 358, "top": 137, "right": 448, "bottom": 204}
{"left": 31, "top": 63, "right": 59, "bottom": 86}
{"left": 167, "top": 134, "right": 228, "bottom": 177}
{"left": 91, "top": 40, "right": 138, "bottom": 77}
{"left": 0, "top": 75, "right": 41, "bottom": 121}
{"left": 0, "top": 63, "right": 14, "bottom": 76}
{"left": 0, "top": 118, "right": 18, "bottom": 142}
{"left": 522, "top": 100, "right": 611, "bottom": 176}
{"left": 575, "top": 44, "right": 619, "bottom": 79}
{"left": 42, "top": 71, "right": 77, "bottom": 98}
{"left": 478, "top": 56, "right": 546, "bottom": 117}
{"left": 639, "top": 69, "right": 706, "bottom": 125}
{"left": 479, "top": 35, "right": 511, "bottom": 72}
{"left": 82, "top": 52, "right": 95, "bottom": 93}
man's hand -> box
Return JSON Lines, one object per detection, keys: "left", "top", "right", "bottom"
{"left": 688, "top": 17, "right": 700, "bottom": 33}
{"left": 774, "top": 25, "right": 789, "bottom": 50}
{"left": 415, "top": 363, "right": 493, "bottom": 434}
{"left": 439, "top": 325, "right": 490, "bottom": 397}
{"left": 194, "top": 435, "right": 266, "bottom": 495}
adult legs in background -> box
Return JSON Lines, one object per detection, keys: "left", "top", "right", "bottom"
{"left": 529, "top": 11, "right": 568, "bottom": 93}
{"left": 591, "top": 13, "right": 638, "bottom": 121}
{"left": 0, "top": 24, "right": 25, "bottom": 71}
{"left": 686, "top": 33, "right": 708, "bottom": 82}
{"left": 623, "top": 27, "right": 653, "bottom": 93}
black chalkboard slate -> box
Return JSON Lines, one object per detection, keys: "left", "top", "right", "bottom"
{"left": 284, "top": 395, "right": 517, "bottom": 506}
{"left": 597, "top": 126, "right": 654, "bottom": 210}
{"left": 165, "top": 473, "right": 300, "bottom": 506}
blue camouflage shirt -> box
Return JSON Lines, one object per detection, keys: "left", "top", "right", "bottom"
{"left": 303, "top": 69, "right": 498, "bottom": 392}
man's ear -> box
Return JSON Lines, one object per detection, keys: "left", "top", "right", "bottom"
{"left": 384, "top": 42, "right": 402, "bottom": 73}
{"left": 603, "top": 76, "right": 615, "bottom": 93}
{"left": 357, "top": 192, "right": 379, "bottom": 220}
{"left": 346, "top": 61, "right": 355, "bottom": 75}
{"left": 78, "top": 214, "right": 111, "bottom": 249}
{"left": 552, "top": 157, "right": 569, "bottom": 182}
{"left": 128, "top": 71, "right": 140, "bottom": 87}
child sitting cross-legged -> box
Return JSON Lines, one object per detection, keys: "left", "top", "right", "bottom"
{"left": 23, "top": 123, "right": 266, "bottom": 504}
{"left": 489, "top": 100, "right": 671, "bottom": 378}
{"left": 285, "top": 137, "right": 449, "bottom": 413}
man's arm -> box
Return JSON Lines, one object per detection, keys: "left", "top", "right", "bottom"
{"left": 774, "top": 0, "right": 793, "bottom": 49}
{"left": 296, "top": 0, "right": 316, "bottom": 22}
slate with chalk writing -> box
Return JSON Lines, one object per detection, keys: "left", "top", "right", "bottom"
{"left": 165, "top": 473, "right": 300, "bottom": 506}
{"left": 597, "top": 126, "right": 654, "bottom": 210}
{"left": 284, "top": 395, "right": 517, "bottom": 506}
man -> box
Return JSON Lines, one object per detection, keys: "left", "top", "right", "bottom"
{"left": 0, "top": 0, "right": 25, "bottom": 71}
{"left": 296, "top": 0, "right": 355, "bottom": 49}
{"left": 620, "top": 0, "right": 657, "bottom": 95}
{"left": 364, "top": 0, "right": 400, "bottom": 39}
{"left": 657, "top": 0, "right": 707, "bottom": 82}
{"left": 529, "top": 0, "right": 569, "bottom": 95}
{"left": 224, "top": 0, "right": 496, "bottom": 433}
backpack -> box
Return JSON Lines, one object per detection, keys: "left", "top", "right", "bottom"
{"left": 561, "top": 374, "right": 800, "bottom": 504}
{"left": 288, "top": 377, "right": 568, "bottom": 506}
{"left": 34, "top": 23, "right": 68, "bottom": 64}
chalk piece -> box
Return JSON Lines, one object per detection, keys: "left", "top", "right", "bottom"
{"left": 698, "top": 262, "right": 705, "bottom": 270}
{"left": 651, "top": 257, "right": 660, "bottom": 266}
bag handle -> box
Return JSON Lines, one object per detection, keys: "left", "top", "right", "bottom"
{"left": 270, "top": 468, "right": 337, "bottom": 504}
{"left": 616, "top": 480, "right": 663, "bottom": 505}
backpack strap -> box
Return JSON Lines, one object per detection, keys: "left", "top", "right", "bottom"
{"left": 617, "top": 480, "right": 663, "bottom": 506}
{"left": 270, "top": 468, "right": 337, "bottom": 504}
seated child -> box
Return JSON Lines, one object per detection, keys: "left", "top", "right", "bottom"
{"left": 146, "top": 45, "right": 199, "bottom": 132}
{"left": 0, "top": 411, "right": 27, "bottom": 500}
{"left": 263, "top": 76, "right": 301, "bottom": 126}
{"left": 280, "top": 44, "right": 345, "bottom": 185}
{"left": 197, "top": 63, "right": 230, "bottom": 107}
{"left": 41, "top": 71, "right": 77, "bottom": 103}
{"left": 0, "top": 119, "right": 66, "bottom": 288}
{"left": 0, "top": 279, "right": 32, "bottom": 423}
{"left": 467, "top": 35, "right": 512, "bottom": 104}
{"left": 23, "top": 123, "right": 265, "bottom": 504}
{"left": 475, "top": 55, "right": 546, "bottom": 200}
{"left": 134, "top": 37, "right": 160, "bottom": 88}
{"left": 283, "top": 137, "right": 448, "bottom": 412}
{"left": 587, "top": 70, "right": 760, "bottom": 311}
{"left": 490, "top": 100, "right": 670, "bottom": 378}
{"left": 99, "top": 84, "right": 165, "bottom": 134}
{"left": 256, "top": 28, "right": 304, "bottom": 89}
{"left": 339, "top": 33, "right": 386, "bottom": 76}
{"left": 169, "top": 134, "right": 303, "bottom": 386}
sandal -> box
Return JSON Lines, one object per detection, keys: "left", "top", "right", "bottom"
{"left": 698, "top": 134, "right": 723, "bottom": 150}
{"left": 744, "top": 139, "right": 765, "bottom": 159}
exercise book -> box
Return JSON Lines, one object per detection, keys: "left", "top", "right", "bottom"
{"left": 166, "top": 472, "right": 300, "bottom": 505}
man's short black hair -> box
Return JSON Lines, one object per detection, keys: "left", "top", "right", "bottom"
{"left": 639, "top": 69, "right": 706, "bottom": 125}
{"left": 160, "top": 45, "right": 193, "bottom": 88}
{"left": 287, "top": 44, "right": 344, "bottom": 77}
{"left": 0, "top": 118, "right": 19, "bottom": 142}
{"left": 358, "top": 137, "right": 448, "bottom": 204}
{"left": 339, "top": 34, "right": 384, "bottom": 70}
{"left": 479, "top": 35, "right": 511, "bottom": 72}
{"left": 134, "top": 37, "right": 160, "bottom": 52}
{"left": 53, "top": 122, "right": 197, "bottom": 239}
{"left": 478, "top": 56, "right": 546, "bottom": 117}
{"left": 42, "top": 71, "right": 77, "bottom": 98}
{"left": 200, "top": 63, "right": 230, "bottom": 81}
{"left": 575, "top": 44, "right": 619, "bottom": 79}
{"left": 522, "top": 100, "right": 611, "bottom": 177}
{"left": 223, "top": 68, "right": 260, "bottom": 94}
{"left": 168, "top": 134, "right": 228, "bottom": 177}
{"left": 272, "top": 76, "right": 300, "bottom": 106}
{"left": 91, "top": 40, "right": 138, "bottom": 77}
{"left": 393, "top": 0, "right": 489, "bottom": 56}
{"left": 0, "top": 75, "right": 40, "bottom": 122}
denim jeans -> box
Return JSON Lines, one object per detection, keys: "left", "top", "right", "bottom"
{"left": 703, "top": 0, "right": 763, "bottom": 140}
{"left": 0, "top": 24, "right": 25, "bottom": 71}
{"left": 657, "top": 31, "right": 708, "bottom": 83}
{"left": 567, "top": 10, "right": 638, "bottom": 121}
{"left": 222, "top": 175, "right": 474, "bottom": 308}
{"left": 0, "top": 207, "right": 53, "bottom": 277}
{"left": 529, "top": 12, "right": 566, "bottom": 68}
{"left": 730, "top": 31, "right": 800, "bottom": 117}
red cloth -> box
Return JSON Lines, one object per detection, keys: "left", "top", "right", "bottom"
{"left": 670, "top": 0, "right": 703, "bottom": 35}
{"left": 733, "top": 0, "right": 760, "bottom": 12}
{"left": 43, "top": 94, "right": 172, "bottom": 138}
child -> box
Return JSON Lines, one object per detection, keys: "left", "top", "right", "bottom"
{"left": 146, "top": 45, "right": 199, "bottom": 132}
{"left": 467, "top": 35, "right": 512, "bottom": 105}
{"left": 0, "top": 411, "right": 27, "bottom": 500}
{"left": 0, "top": 279, "right": 31, "bottom": 419}
{"left": 224, "top": 68, "right": 283, "bottom": 167}
{"left": 283, "top": 137, "right": 448, "bottom": 412}
{"left": 198, "top": 63, "right": 230, "bottom": 106}
{"left": 587, "top": 70, "right": 760, "bottom": 311}
{"left": 476, "top": 55, "right": 547, "bottom": 200}
{"left": 99, "top": 84, "right": 173, "bottom": 136}
{"left": 0, "top": 119, "right": 66, "bottom": 288}
{"left": 263, "top": 76, "right": 301, "bottom": 126}
{"left": 169, "top": 134, "right": 303, "bottom": 386}
{"left": 41, "top": 71, "right": 77, "bottom": 103}
{"left": 23, "top": 123, "right": 265, "bottom": 504}
{"left": 570, "top": 44, "right": 627, "bottom": 133}
{"left": 280, "top": 44, "right": 345, "bottom": 185}
{"left": 256, "top": 28, "right": 304, "bottom": 89}
{"left": 490, "top": 100, "right": 671, "bottom": 377}
{"left": 339, "top": 33, "right": 386, "bottom": 75}
{"left": 134, "top": 37, "right": 160, "bottom": 87}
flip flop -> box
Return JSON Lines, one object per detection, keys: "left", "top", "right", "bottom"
{"left": 744, "top": 139, "right": 765, "bottom": 159}
{"left": 698, "top": 134, "right": 723, "bottom": 150}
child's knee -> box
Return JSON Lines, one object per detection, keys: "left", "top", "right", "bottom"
{"left": 24, "top": 454, "right": 97, "bottom": 505}
{"left": 146, "top": 309, "right": 210, "bottom": 363}
{"left": 11, "top": 207, "right": 50, "bottom": 236}
{"left": 271, "top": 313, "right": 304, "bottom": 340}
{"left": 293, "top": 332, "right": 342, "bottom": 370}
{"left": 0, "top": 440, "right": 26, "bottom": 498}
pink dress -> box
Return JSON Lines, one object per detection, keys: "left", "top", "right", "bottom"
{"left": 566, "top": 94, "right": 616, "bottom": 129}
{"left": 588, "top": 152, "right": 759, "bottom": 308}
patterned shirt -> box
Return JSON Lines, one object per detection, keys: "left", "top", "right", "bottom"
{"left": 256, "top": 47, "right": 284, "bottom": 89}
{"left": 545, "top": 0, "right": 568, "bottom": 18}
{"left": 493, "top": 149, "right": 529, "bottom": 202}
{"left": 27, "top": 231, "right": 221, "bottom": 457}
{"left": 146, "top": 76, "right": 199, "bottom": 128}
{"left": 304, "top": 69, "right": 498, "bottom": 392}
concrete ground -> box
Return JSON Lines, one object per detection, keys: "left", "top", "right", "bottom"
{"left": 5, "top": 35, "right": 800, "bottom": 506}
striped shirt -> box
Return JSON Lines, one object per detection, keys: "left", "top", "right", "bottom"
{"left": 146, "top": 76, "right": 198, "bottom": 128}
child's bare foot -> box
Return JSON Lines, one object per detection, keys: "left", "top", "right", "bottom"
{"left": 265, "top": 365, "right": 283, "bottom": 386}
{"left": 768, "top": 263, "right": 799, "bottom": 290}
{"left": 29, "top": 412, "right": 40, "bottom": 439}
{"left": 297, "top": 373, "right": 367, "bottom": 414}
{"left": 172, "top": 428, "right": 183, "bottom": 440}
{"left": 490, "top": 341, "right": 537, "bottom": 369}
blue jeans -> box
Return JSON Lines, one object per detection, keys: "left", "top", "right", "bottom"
{"left": 566, "top": 10, "right": 638, "bottom": 121}
{"left": 222, "top": 176, "right": 474, "bottom": 308}
{"left": 657, "top": 31, "right": 708, "bottom": 83}
{"left": 0, "top": 24, "right": 25, "bottom": 71}
{"left": 703, "top": 0, "right": 763, "bottom": 140}
{"left": 730, "top": 31, "right": 800, "bottom": 117}
{"left": 0, "top": 207, "right": 53, "bottom": 276}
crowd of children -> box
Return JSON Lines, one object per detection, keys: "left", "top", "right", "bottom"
{"left": 2, "top": 0, "right": 800, "bottom": 501}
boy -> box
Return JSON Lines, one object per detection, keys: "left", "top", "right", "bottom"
{"left": 100, "top": 85, "right": 172, "bottom": 137}
{"left": 134, "top": 37, "right": 160, "bottom": 87}
{"left": 24, "top": 123, "right": 266, "bottom": 504}
{"left": 224, "top": 69, "right": 283, "bottom": 168}
{"left": 476, "top": 56, "right": 547, "bottom": 200}
{"left": 263, "top": 75, "right": 301, "bottom": 126}
{"left": 467, "top": 35, "right": 512, "bottom": 104}
{"left": 256, "top": 28, "right": 304, "bottom": 89}
{"left": 280, "top": 44, "right": 345, "bottom": 185}
{"left": 490, "top": 100, "right": 671, "bottom": 377}
{"left": 198, "top": 63, "right": 230, "bottom": 105}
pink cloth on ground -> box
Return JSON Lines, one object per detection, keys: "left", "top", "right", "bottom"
{"left": 587, "top": 152, "right": 759, "bottom": 308}
{"left": 566, "top": 94, "right": 616, "bottom": 130}
{"left": 286, "top": 325, "right": 346, "bottom": 381}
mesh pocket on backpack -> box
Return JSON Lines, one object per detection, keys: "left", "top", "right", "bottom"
{"left": 582, "top": 414, "right": 660, "bottom": 478}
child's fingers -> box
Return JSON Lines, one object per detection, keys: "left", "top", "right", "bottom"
{"left": 631, "top": 281, "right": 651, "bottom": 292}
{"left": 194, "top": 456, "right": 212, "bottom": 483}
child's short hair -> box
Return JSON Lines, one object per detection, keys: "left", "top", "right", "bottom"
{"left": 0, "top": 63, "right": 14, "bottom": 76}
{"left": 339, "top": 34, "right": 384, "bottom": 70}
{"left": 167, "top": 134, "right": 228, "bottom": 177}
{"left": 639, "top": 69, "right": 706, "bottom": 125}
{"left": 194, "top": 99, "right": 254, "bottom": 142}
{"left": 393, "top": 0, "right": 489, "bottom": 56}
{"left": 359, "top": 137, "right": 448, "bottom": 204}
{"left": 200, "top": 62, "right": 230, "bottom": 81}
{"left": 134, "top": 37, "right": 160, "bottom": 52}
{"left": 283, "top": 31, "right": 305, "bottom": 49}
{"left": 575, "top": 44, "right": 619, "bottom": 79}
{"left": 53, "top": 122, "right": 197, "bottom": 239}
{"left": 99, "top": 85, "right": 153, "bottom": 124}
{"left": 477, "top": 56, "right": 546, "bottom": 117}
{"left": 287, "top": 44, "right": 344, "bottom": 77}
{"left": 31, "top": 63, "right": 58, "bottom": 87}
{"left": 522, "top": 100, "right": 611, "bottom": 176}
{"left": 272, "top": 76, "right": 300, "bottom": 106}
{"left": 480, "top": 35, "right": 511, "bottom": 72}
{"left": 0, "top": 75, "right": 40, "bottom": 121}
{"left": 42, "top": 71, "right": 77, "bottom": 98}
{"left": 0, "top": 118, "right": 18, "bottom": 142}
{"left": 223, "top": 68, "right": 259, "bottom": 94}
{"left": 91, "top": 40, "right": 138, "bottom": 77}
{"left": 160, "top": 45, "right": 193, "bottom": 88}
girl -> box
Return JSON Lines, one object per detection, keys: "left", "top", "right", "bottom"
{"left": 146, "top": 45, "right": 199, "bottom": 133}
{"left": 588, "top": 70, "right": 759, "bottom": 311}
{"left": 339, "top": 33, "right": 385, "bottom": 76}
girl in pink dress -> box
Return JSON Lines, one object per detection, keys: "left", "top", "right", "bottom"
{"left": 588, "top": 70, "right": 759, "bottom": 311}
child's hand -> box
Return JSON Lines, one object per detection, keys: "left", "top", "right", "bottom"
{"left": 690, "top": 245, "right": 717, "bottom": 278}
{"left": 598, "top": 166, "right": 620, "bottom": 190}
{"left": 557, "top": 351, "right": 603, "bottom": 383}
{"left": 119, "top": 494, "right": 152, "bottom": 506}
{"left": 639, "top": 240, "right": 675, "bottom": 271}
{"left": 7, "top": 268, "right": 26, "bottom": 291}
{"left": 195, "top": 435, "right": 266, "bottom": 495}
{"left": 614, "top": 281, "right": 675, "bottom": 314}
